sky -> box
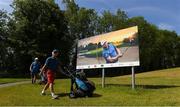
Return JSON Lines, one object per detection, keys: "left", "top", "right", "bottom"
{"left": 0, "top": 0, "right": 180, "bottom": 35}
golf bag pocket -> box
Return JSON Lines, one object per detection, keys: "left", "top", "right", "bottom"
{"left": 75, "top": 78, "right": 88, "bottom": 91}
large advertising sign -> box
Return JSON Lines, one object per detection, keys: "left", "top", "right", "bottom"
{"left": 76, "top": 26, "right": 139, "bottom": 69}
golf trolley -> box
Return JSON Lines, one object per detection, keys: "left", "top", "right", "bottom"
{"left": 62, "top": 66, "right": 96, "bottom": 98}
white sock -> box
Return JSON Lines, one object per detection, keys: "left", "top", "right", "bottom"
{"left": 51, "top": 93, "right": 55, "bottom": 96}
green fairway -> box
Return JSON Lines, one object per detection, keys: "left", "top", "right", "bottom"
{"left": 0, "top": 78, "right": 28, "bottom": 84}
{"left": 0, "top": 67, "right": 180, "bottom": 106}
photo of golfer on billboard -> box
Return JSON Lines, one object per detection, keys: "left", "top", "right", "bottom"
{"left": 77, "top": 26, "right": 139, "bottom": 69}
{"left": 101, "top": 41, "right": 123, "bottom": 63}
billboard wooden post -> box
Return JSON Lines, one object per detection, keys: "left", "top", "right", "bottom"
{"left": 131, "top": 66, "right": 135, "bottom": 89}
{"left": 102, "top": 68, "right": 105, "bottom": 88}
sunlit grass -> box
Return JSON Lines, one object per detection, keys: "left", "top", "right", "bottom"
{"left": 0, "top": 67, "right": 180, "bottom": 106}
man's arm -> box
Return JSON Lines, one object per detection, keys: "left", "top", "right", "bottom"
{"left": 29, "top": 64, "right": 32, "bottom": 72}
{"left": 106, "top": 56, "right": 119, "bottom": 63}
{"left": 39, "top": 58, "right": 49, "bottom": 75}
{"left": 115, "top": 47, "right": 123, "bottom": 57}
{"left": 105, "top": 47, "right": 122, "bottom": 63}
{"left": 103, "top": 52, "right": 119, "bottom": 63}
{"left": 57, "top": 65, "right": 70, "bottom": 77}
{"left": 39, "top": 64, "right": 47, "bottom": 75}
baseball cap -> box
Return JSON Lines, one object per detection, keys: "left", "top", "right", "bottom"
{"left": 34, "top": 57, "right": 38, "bottom": 60}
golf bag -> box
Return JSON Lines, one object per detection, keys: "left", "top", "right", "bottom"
{"left": 39, "top": 72, "right": 47, "bottom": 85}
{"left": 63, "top": 66, "right": 95, "bottom": 98}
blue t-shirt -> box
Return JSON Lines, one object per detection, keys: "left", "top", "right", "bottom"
{"left": 102, "top": 43, "right": 118, "bottom": 63}
{"left": 31, "top": 61, "right": 40, "bottom": 73}
{"left": 45, "top": 56, "right": 60, "bottom": 72}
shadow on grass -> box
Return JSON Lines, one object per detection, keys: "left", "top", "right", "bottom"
{"left": 57, "top": 93, "right": 102, "bottom": 98}
{"left": 57, "top": 93, "right": 69, "bottom": 97}
{"left": 0, "top": 83, "right": 9, "bottom": 85}
{"left": 106, "top": 84, "right": 180, "bottom": 89}
{"left": 91, "top": 93, "right": 102, "bottom": 98}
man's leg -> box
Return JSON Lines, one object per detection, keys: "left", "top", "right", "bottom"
{"left": 49, "top": 83, "right": 55, "bottom": 96}
{"left": 49, "top": 74, "right": 58, "bottom": 99}
{"left": 45, "top": 70, "right": 58, "bottom": 99}
{"left": 49, "top": 83, "right": 58, "bottom": 99}
{"left": 33, "top": 74, "right": 37, "bottom": 83}
{"left": 31, "top": 73, "right": 34, "bottom": 84}
{"left": 41, "top": 83, "right": 49, "bottom": 95}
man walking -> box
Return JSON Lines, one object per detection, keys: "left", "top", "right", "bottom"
{"left": 30, "top": 57, "right": 41, "bottom": 84}
{"left": 39, "top": 49, "right": 61, "bottom": 99}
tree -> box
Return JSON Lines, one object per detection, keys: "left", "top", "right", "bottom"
{"left": 9, "top": 0, "right": 70, "bottom": 73}
{"left": 127, "top": 16, "right": 180, "bottom": 71}
{"left": 157, "top": 30, "right": 179, "bottom": 68}
{"left": 127, "top": 17, "right": 159, "bottom": 71}
{"left": 0, "top": 0, "right": 179, "bottom": 77}
{"left": 176, "top": 36, "right": 180, "bottom": 66}
{"left": 98, "top": 9, "right": 128, "bottom": 34}
{"left": 62, "top": 0, "right": 99, "bottom": 67}
{"left": 0, "top": 10, "right": 12, "bottom": 72}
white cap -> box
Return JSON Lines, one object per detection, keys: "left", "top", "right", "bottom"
{"left": 100, "top": 41, "right": 107, "bottom": 46}
{"left": 35, "top": 57, "right": 38, "bottom": 60}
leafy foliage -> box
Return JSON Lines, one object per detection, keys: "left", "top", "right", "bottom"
{"left": 0, "top": 0, "right": 179, "bottom": 76}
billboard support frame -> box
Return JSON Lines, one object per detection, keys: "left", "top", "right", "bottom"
{"left": 101, "top": 66, "right": 136, "bottom": 89}
{"left": 131, "top": 66, "right": 135, "bottom": 89}
{"left": 102, "top": 68, "right": 105, "bottom": 88}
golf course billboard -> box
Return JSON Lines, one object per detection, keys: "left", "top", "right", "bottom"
{"left": 76, "top": 26, "right": 140, "bottom": 69}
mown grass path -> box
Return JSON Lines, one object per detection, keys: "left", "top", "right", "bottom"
{"left": 0, "top": 81, "right": 29, "bottom": 88}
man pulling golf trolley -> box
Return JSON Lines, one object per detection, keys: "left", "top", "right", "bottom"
{"left": 39, "top": 49, "right": 95, "bottom": 99}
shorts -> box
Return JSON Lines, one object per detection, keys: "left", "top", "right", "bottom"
{"left": 46, "top": 69, "right": 55, "bottom": 84}
{"left": 31, "top": 71, "right": 38, "bottom": 77}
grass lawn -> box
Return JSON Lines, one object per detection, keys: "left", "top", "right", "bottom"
{"left": 0, "top": 78, "right": 29, "bottom": 84}
{"left": 0, "top": 67, "right": 180, "bottom": 106}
